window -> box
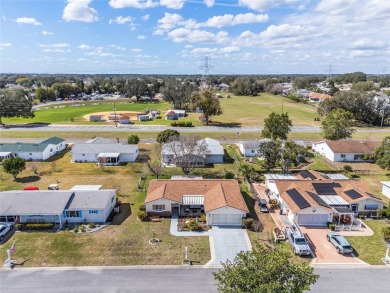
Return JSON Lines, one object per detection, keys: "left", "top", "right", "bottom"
{"left": 82, "top": 154, "right": 85, "bottom": 156}
{"left": 152, "top": 205, "right": 165, "bottom": 211}
{"left": 29, "top": 153, "right": 32, "bottom": 155}
{"left": 50, "top": 148, "right": 53, "bottom": 152}
{"left": 111, "top": 196, "right": 115, "bottom": 203}
{"left": 66, "top": 211, "right": 81, "bottom": 217}
{"left": 89, "top": 210, "right": 98, "bottom": 214}
{"left": 251, "top": 150, "right": 255, "bottom": 153}
{"left": 340, "top": 154, "right": 346, "bottom": 158}
{"left": 365, "top": 204, "right": 379, "bottom": 210}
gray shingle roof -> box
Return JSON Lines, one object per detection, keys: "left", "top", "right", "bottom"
{"left": 240, "top": 139, "right": 271, "bottom": 150}
{"left": 0, "top": 136, "right": 65, "bottom": 153}
{"left": 66, "top": 190, "right": 116, "bottom": 210}
{"left": 162, "top": 137, "right": 224, "bottom": 156}
{"left": 71, "top": 143, "right": 138, "bottom": 154}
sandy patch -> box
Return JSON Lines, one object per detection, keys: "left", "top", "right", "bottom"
{"left": 83, "top": 111, "right": 146, "bottom": 122}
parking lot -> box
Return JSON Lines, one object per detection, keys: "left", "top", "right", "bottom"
{"left": 301, "top": 227, "right": 367, "bottom": 265}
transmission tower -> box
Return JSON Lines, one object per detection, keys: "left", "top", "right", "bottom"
{"left": 325, "top": 65, "right": 336, "bottom": 80}
{"left": 199, "top": 56, "right": 214, "bottom": 88}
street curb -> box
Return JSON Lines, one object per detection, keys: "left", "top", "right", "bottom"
{"left": 0, "top": 265, "right": 210, "bottom": 271}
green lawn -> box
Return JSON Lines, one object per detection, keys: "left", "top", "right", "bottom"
{"left": 346, "top": 220, "right": 390, "bottom": 265}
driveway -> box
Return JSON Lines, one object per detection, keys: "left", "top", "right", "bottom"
{"left": 301, "top": 227, "right": 367, "bottom": 265}
{"left": 205, "top": 226, "right": 251, "bottom": 267}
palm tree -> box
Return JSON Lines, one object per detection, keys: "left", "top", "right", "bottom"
{"left": 239, "top": 164, "right": 256, "bottom": 182}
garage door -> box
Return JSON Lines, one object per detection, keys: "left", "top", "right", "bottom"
{"left": 297, "top": 214, "right": 328, "bottom": 226}
{"left": 212, "top": 214, "right": 242, "bottom": 226}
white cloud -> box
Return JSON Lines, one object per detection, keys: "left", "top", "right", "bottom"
{"left": 137, "top": 35, "right": 146, "bottom": 39}
{"left": 42, "top": 30, "right": 53, "bottom": 35}
{"left": 204, "top": 0, "right": 215, "bottom": 7}
{"left": 142, "top": 14, "right": 150, "bottom": 21}
{"left": 62, "top": 0, "right": 98, "bottom": 23}
{"left": 238, "top": 0, "right": 302, "bottom": 12}
{"left": 203, "top": 13, "right": 268, "bottom": 28}
{"left": 79, "top": 44, "right": 91, "bottom": 50}
{"left": 109, "top": 0, "right": 158, "bottom": 9}
{"left": 156, "top": 13, "right": 183, "bottom": 31}
{"left": 110, "top": 44, "right": 126, "bottom": 50}
{"left": 42, "top": 49, "right": 67, "bottom": 53}
{"left": 350, "top": 38, "right": 388, "bottom": 50}
{"left": 0, "top": 42, "right": 12, "bottom": 47}
{"left": 131, "top": 48, "right": 142, "bottom": 52}
{"left": 40, "top": 43, "right": 71, "bottom": 48}
{"left": 159, "top": 0, "right": 184, "bottom": 9}
{"left": 15, "top": 17, "right": 42, "bottom": 25}
{"left": 77, "top": 58, "right": 88, "bottom": 62}
{"left": 168, "top": 28, "right": 229, "bottom": 43}
{"left": 109, "top": 16, "right": 135, "bottom": 24}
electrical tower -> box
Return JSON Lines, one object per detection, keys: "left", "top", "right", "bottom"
{"left": 199, "top": 56, "right": 214, "bottom": 89}
{"left": 325, "top": 64, "right": 335, "bottom": 80}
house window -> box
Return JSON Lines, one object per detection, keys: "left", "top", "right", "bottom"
{"left": 251, "top": 150, "right": 255, "bottom": 153}
{"left": 50, "top": 148, "right": 53, "bottom": 152}
{"left": 111, "top": 196, "right": 115, "bottom": 203}
{"left": 82, "top": 154, "right": 85, "bottom": 156}
{"left": 152, "top": 205, "right": 165, "bottom": 211}
{"left": 29, "top": 153, "right": 32, "bottom": 155}
{"left": 365, "top": 204, "right": 379, "bottom": 210}
{"left": 340, "top": 154, "right": 346, "bottom": 158}
{"left": 66, "top": 211, "right": 81, "bottom": 217}
{"left": 89, "top": 210, "right": 98, "bottom": 214}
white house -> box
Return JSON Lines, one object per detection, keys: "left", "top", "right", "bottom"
{"left": 238, "top": 139, "right": 271, "bottom": 157}
{"left": 145, "top": 179, "right": 248, "bottom": 226}
{"left": 162, "top": 137, "right": 224, "bottom": 166}
{"left": 0, "top": 189, "right": 117, "bottom": 227}
{"left": 0, "top": 137, "right": 66, "bottom": 162}
{"left": 71, "top": 137, "right": 138, "bottom": 165}
{"left": 381, "top": 181, "right": 390, "bottom": 199}
{"left": 312, "top": 140, "right": 380, "bottom": 162}
{"left": 165, "top": 109, "right": 186, "bottom": 120}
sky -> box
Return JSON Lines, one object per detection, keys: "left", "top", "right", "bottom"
{"left": 0, "top": 0, "right": 389, "bottom": 75}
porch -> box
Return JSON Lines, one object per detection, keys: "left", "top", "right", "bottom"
{"left": 332, "top": 207, "right": 361, "bottom": 231}
{"left": 178, "top": 195, "right": 204, "bottom": 217}
{"left": 97, "top": 153, "right": 120, "bottom": 165}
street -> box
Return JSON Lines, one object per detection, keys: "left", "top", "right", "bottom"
{"left": 0, "top": 266, "right": 389, "bottom": 293}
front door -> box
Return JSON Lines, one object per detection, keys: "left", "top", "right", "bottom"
{"left": 351, "top": 204, "right": 358, "bottom": 215}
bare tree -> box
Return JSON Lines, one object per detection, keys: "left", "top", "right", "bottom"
{"left": 97, "top": 156, "right": 109, "bottom": 170}
{"left": 146, "top": 144, "right": 164, "bottom": 179}
{"left": 29, "top": 161, "right": 42, "bottom": 175}
{"left": 165, "top": 134, "right": 208, "bottom": 175}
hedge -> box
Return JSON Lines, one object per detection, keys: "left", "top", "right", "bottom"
{"left": 16, "top": 223, "right": 55, "bottom": 230}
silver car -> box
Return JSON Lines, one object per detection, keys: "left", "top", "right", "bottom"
{"left": 0, "top": 223, "right": 13, "bottom": 241}
{"left": 327, "top": 232, "right": 353, "bottom": 254}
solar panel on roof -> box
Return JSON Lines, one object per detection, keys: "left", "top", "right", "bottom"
{"left": 344, "top": 189, "right": 363, "bottom": 200}
{"left": 307, "top": 192, "right": 329, "bottom": 207}
{"left": 365, "top": 192, "right": 382, "bottom": 200}
{"left": 300, "top": 171, "right": 309, "bottom": 178}
{"left": 300, "top": 171, "right": 317, "bottom": 180}
{"left": 286, "top": 188, "right": 311, "bottom": 209}
{"left": 312, "top": 183, "right": 338, "bottom": 195}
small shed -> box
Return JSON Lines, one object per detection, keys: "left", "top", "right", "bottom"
{"left": 89, "top": 115, "right": 104, "bottom": 122}
{"left": 166, "top": 111, "right": 176, "bottom": 120}
{"left": 138, "top": 114, "right": 150, "bottom": 121}
{"left": 119, "top": 115, "right": 131, "bottom": 124}
{"left": 108, "top": 114, "right": 120, "bottom": 121}
{"left": 198, "top": 114, "right": 206, "bottom": 123}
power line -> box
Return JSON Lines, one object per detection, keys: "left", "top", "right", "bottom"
{"left": 199, "top": 56, "right": 214, "bottom": 89}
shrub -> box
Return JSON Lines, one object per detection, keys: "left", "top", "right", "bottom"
{"left": 328, "top": 223, "right": 336, "bottom": 231}
{"left": 73, "top": 226, "right": 79, "bottom": 233}
{"left": 200, "top": 213, "right": 207, "bottom": 223}
{"left": 243, "top": 218, "right": 253, "bottom": 229}
{"left": 185, "top": 121, "right": 192, "bottom": 127}
{"left": 343, "top": 165, "right": 353, "bottom": 172}
{"left": 225, "top": 171, "right": 235, "bottom": 179}
{"left": 171, "top": 122, "right": 178, "bottom": 126}
{"left": 139, "top": 204, "right": 146, "bottom": 211}
{"left": 382, "top": 226, "right": 390, "bottom": 241}
{"left": 88, "top": 222, "right": 96, "bottom": 229}
{"left": 16, "top": 223, "right": 55, "bottom": 231}
{"left": 80, "top": 225, "right": 86, "bottom": 232}
{"left": 184, "top": 219, "right": 201, "bottom": 231}
{"left": 177, "top": 121, "right": 185, "bottom": 127}
{"left": 138, "top": 211, "right": 149, "bottom": 221}
{"left": 383, "top": 209, "right": 390, "bottom": 219}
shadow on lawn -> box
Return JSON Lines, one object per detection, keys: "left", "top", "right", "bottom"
{"left": 15, "top": 176, "right": 41, "bottom": 183}
{"left": 110, "top": 203, "right": 131, "bottom": 225}
{"left": 208, "top": 121, "right": 242, "bottom": 128}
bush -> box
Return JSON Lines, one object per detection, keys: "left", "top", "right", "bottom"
{"left": 382, "top": 226, "right": 390, "bottom": 241}
{"left": 243, "top": 218, "right": 253, "bottom": 229}
{"left": 200, "top": 213, "right": 207, "bottom": 223}
{"left": 184, "top": 219, "right": 201, "bottom": 231}
{"left": 73, "top": 226, "right": 79, "bottom": 233}
{"left": 225, "top": 171, "right": 235, "bottom": 179}
{"left": 16, "top": 223, "right": 55, "bottom": 230}
{"left": 185, "top": 121, "right": 192, "bottom": 127}
{"left": 80, "top": 225, "right": 86, "bottom": 232}
{"left": 382, "top": 209, "right": 390, "bottom": 219}
{"left": 138, "top": 211, "right": 149, "bottom": 221}
{"left": 139, "top": 204, "right": 146, "bottom": 211}
{"left": 171, "top": 122, "right": 178, "bottom": 126}
{"left": 343, "top": 165, "right": 353, "bottom": 172}
{"left": 328, "top": 223, "right": 336, "bottom": 231}
{"left": 88, "top": 222, "right": 96, "bottom": 229}
{"left": 177, "top": 121, "right": 185, "bottom": 127}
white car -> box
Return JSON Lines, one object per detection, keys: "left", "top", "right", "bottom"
{"left": 0, "top": 223, "right": 13, "bottom": 241}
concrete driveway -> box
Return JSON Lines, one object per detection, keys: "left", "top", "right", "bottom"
{"left": 301, "top": 227, "right": 367, "bottom": 265}
{"left": 205, "top": 226, "right": 251, "bottom": 267}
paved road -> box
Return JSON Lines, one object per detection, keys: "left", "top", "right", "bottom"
{"left": 1, "top": 123, "right": 389, "bottom": 133}
{"left": 0, "top": 266, "right": 389, "bottom": 293}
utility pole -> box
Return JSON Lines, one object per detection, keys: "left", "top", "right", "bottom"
{"left": 113, "top": 100, "right": 117, "bottom": 127}
{"left": 199, "top": 56, "right": 214, "bottom": 89}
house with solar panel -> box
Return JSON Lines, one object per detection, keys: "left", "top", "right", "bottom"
{"left": 312, "top": 140, "right": 381, "bottom": 162}
{"left": 264, "top": 170, "right": 386, "bottom": 228}
{"left": 0, "top": 137, "right": 66, "bottom": 163}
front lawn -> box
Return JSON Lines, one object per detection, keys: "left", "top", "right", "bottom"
{"left": 346, "top": 220, "right": 390, "bottom": 265}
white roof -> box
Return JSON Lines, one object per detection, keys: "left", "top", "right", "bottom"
{"left": 167, "top": 109, "right": 186, "bottom": 114}
{"left": 381, "top": 181, "right": 390, "bottom": 188}
{"left": 320, "top": 195, "right": 350, "bottom": 206}
{"left": 325, "top": 173, "right": 350, "bottom": 180}
{"left": 265, "top": 174, "right": 297, "bottom": 180}
{"left": 71, "top": 185, "right": 102, "bottom": 190}
{"left": 0, "top": 152, "right": 12, "bottom": 156}
{"left": 182, "top": 195, "right": 204, "bottom": 205}
{"left": 97, "top": 153, "right": 120, "bottom": 157}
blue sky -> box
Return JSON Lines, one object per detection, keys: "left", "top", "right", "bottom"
{"left": 1, "top": 0, "right": 389, "bottom": 74}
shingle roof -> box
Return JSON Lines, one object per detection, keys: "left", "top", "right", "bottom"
{"left": 71, "top": 141, "right": 138, "bottom": 154}
{"left": 85, "top": 137, "right": 113, "bottom": 144}
{"left": 67, "top": 190, "right": 116, "bottom": 210}
{"left": 240, "top": 139, "right": 271, "bottom": 150}
{"left": 316, "top": 140, "right": 380, "bottom": 154}
{"left": 162, "top": 137, "right": 224, "bottom": 156}
{"left": 0, "top": 137, "right": 64, "bottom": 153}
{"left": 145, "top": 179, "right": 248, "bottom": 212}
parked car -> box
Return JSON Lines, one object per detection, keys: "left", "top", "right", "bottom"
{"left": 327, "top": 232, "right": 353, "bottom": 254}
{"left": 285, "top": 226, "right": 311, "bottom": 256}
{"left": 0, "top": 223, "right": 13, "bottom": 241}
{"left": 258, "top": 198, "right": 269, "bottom": 213}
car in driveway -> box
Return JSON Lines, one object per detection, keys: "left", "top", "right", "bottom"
{"left": 0, "top": 223, "right": 13, "bottom": 241}
{"left": 286, "top": 226, "right": 311, "bottom": 256}
{"left": 327, "top": 232, "right": 353, "bottom": 254}
{"left": 258, "top": 198, "right": 269, "bottom": 213}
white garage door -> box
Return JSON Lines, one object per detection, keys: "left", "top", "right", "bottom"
{"left": 297, "top": 214, "right": 328, "bottom": 226}
{"left": 212, "top": 214, "right": 242, "bottom": 226}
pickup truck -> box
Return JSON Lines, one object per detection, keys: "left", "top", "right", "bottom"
{"left": 285, "top": 226, "right": 311, "bottom": 256}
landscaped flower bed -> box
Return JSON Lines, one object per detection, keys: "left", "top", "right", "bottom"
{"left": 177, "top": 218, "right": 211, "bottom": 232}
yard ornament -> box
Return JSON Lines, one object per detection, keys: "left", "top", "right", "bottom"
{"left": 382, "top": 246, "right": 390, "bottom": 265}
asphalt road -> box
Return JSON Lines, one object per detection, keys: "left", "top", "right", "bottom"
{"left": 0, "top": 266, "right": 389, "bottom": 293}
{"left": 1, "top": 123, "right": 389, "bottom": 134}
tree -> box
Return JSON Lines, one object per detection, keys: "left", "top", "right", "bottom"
{"left": 213, "top": 243, "right": 319, "bottom": 293}
{"left": 230, "top": 77, "right": 260, "bottom": 96}
{"left": 127, "top": 135, "right": 140, "bottom": 144}
{"left": 2, "top": 157, "right": 26, "bottom": 180}
{"left": 279, "top": 141, "right": 307, "bottom": 174}
{"left": 321, "top": 108, "right": 355, "bottom": 140}
{"left": 35, "top": 87, "right": 55, "bottom": 102}
{"left": 146, "top": 144, "right": 164, "bottom": 179}
{"left": 261, "top": 112, "right": 292, "bottom": 140}
{"left": 258, "top": 140, "right": 281, "bottom": 171}
{"left": 192, "top": 90, "right": 223, "bottom": 125}
{"left": 375, "top": 136, "right": 390, "bottom": 170}
{"left": 164, "top": 135, "right": 208, "bottom": 175}
{"left": 156, "top": 129, "right": 180, "bottom": 143}
{"left": 0, "top": 89, "right": 34, "bottom": 125}
{"left": 239, "top": 164, "right": 256, "bottom": 182}
{"left": 124, "top": 79, "right": 150, "bottom": 101}
{"left": 161, "top": 79, "right": 196, "bottom": 109}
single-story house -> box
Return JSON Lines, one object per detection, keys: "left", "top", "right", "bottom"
{"left": 145, "top": 179, "right": 248, "bottom": 226}
{"left": 312, "top": 140, "right": 381, "bottom": 162}
{"left": 165, "top": 109, "right": 186, "bottom": 120}
{"left": 138, "top": 114, "right": 151, "bottom": 121}
{"left": 0, "top": 189, "right": 117, "bottom": 227}
{"left": 264, "top": 171, "right": 386, "bottom": 226}
{"left": 162, "top": 137, "right": 224, "bottom": 166}
{"left": 381, "top": 181, "right": 390, "bottom": 199}
{"left": 237, "top": 139, "right": 271, "bottom": 157}
{"left": 89, "top": 115, "right": 104, "bottom": 122}
{"left": 71, "top": 137, "right": 138, "bottom": 164}
{"left": 304, "top": 92, "right": 332, "bottom": 102}
{"left": 108, "top": 113, "right": 120, "bottom": 121}
{"left": 119, "top": 115, "right": 131, "bottom": 124}
{"left": 0, "top": 137, "right": 66, "bottom": 162}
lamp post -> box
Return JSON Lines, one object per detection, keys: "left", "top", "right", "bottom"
{"left": 380, "top": 109, "right": 385, "bottom": 128}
